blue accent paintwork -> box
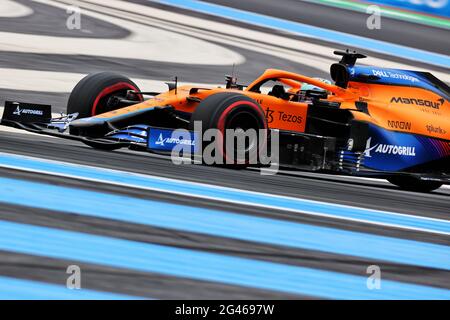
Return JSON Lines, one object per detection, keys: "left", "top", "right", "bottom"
{"left": 364, "top": 124, "right": 448, "bottom": 171}
{"left": 364, "top": 0, "right": 450, "bottom": 18}
{"left": 0, "top": 276, "right": 142, "bottom": 300}
{"left": 130, "top": 124, "right": 151, "bottom": 130}
{"left": 0, "top": 152, "right": 448, "bottom": 235}
{"left": 148, "top": 127, "right": 198, "bottom": 153}
{"left": 0, "top": 176, "right": 449, "bottom": 270}
{"left": 118, "top": 127, "right": 148, "bottom": 136}
{"left": 151, "top": 0, "right": 450, "bottom": 67}
{"left": 0, "top": 220, "right": 449, "bottom": 299}
{"left": 108, "top": 133, "right": 147, "bottom": 143}
{"left": 349, "top": 66, "right": 449, "bottom": 100}
{"left": 107, "top": 125, "right": 149, "bottom": 143}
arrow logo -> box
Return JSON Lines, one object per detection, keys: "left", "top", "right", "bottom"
{"left": 364, "top": 137, "right": 379, "bottom": 158}
{"left": 155, "top": 133, "right": 166, "bottom": 146}
{"left": 13, "top": 106, "right": 21, "bottom": 116}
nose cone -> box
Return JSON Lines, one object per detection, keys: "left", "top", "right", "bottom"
{"left": 69, "top": 117, "right": 111, "bottom": 137}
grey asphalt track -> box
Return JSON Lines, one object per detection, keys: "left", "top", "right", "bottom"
{"left": 0, "top": 0, "right": 129, "bottom": 38}
{"left": 0, "top": 134, "right": 449, "bottom": 297}
{"left": 202, "top": 0, "right": 450, "bottom": 55}
{"left": 0, "top": 0, "right": 449, "bottom": 299}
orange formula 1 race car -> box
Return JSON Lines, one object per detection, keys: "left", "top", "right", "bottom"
{"left": 2, "top": 50, "right": 449, "bottom": 192}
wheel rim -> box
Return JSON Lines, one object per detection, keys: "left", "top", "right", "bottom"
{"left": 91, "top": 82, "right": 142, "bottom": 116}
{"left": 226, "top": 111, "right": 260, "bottom": 154}
{"left": 216, "top": 100, "right": 267, "bottom": 165}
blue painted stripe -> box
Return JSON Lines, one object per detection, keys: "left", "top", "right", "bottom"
{"left": 151, "top": 0, "right": 450, "bottom": 67}
{"left": 0, "top": 220, "right": 449, "bottom": 299}
{"left": 0, "top": 176, "right": 448, "bottom": 270}
{"left": 0, "top": 152, "right": 448, "bottom": 235}
{"left": 0, "top": 276, "right": 142, "bottom": 300}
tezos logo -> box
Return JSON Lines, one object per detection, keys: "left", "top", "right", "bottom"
{"left": 265, "top": 107, "right": 302, "bottom": 125}
{"left": 390, "top": 97, "right": 444, "bottom": 109}
{"left": 13, "top": 106, "right": 44, "bottom": 116}
{"left": 365, "top": 138, "right": 416, "bottom": 157}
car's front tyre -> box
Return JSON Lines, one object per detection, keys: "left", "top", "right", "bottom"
{"left": 67, "top": 72, "right": 142, "bottom": 119}
{"left": 189, "top": 92, "right": 268, "bottom": 167}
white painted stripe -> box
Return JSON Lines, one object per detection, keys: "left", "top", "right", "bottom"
{"left": 152, "top": 0, "right": 450, "bottom": 67}
{"left": 84, "top": 0, "right": 450, "bottom": 81}
{"left": 31, "top": 0, "right": 450, "bottom": 82}
{"left": 0, "top": 0, "right": 33, "bottom": 18}
{"left": 0, "top": 68, "right": 217, "bottom": 93}
{"left": 0, "top": 75, "right": 217, "bottom": 135}
{"left": 0, "top": 0, "right": 244, "bottom": 66}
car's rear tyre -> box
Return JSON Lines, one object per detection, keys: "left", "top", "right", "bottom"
{"left": 387, "top": 176, "right": 443, "bottom": 192}
{"left": 189, "top": 92, "right": 267, "bottom": 167}
{"left": 67, "top": 72, "right": 142, "bottom": 119}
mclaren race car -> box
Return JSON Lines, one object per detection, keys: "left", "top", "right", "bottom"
{"left": 2, "top": 50, "right": 449, "bottom": 192}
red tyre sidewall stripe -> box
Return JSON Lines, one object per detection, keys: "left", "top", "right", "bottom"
{"left": 217, "top": 100, "right": 267, "bottom": 164}
{"left": 91, "top": 82, "right": 141, "bottom": 116}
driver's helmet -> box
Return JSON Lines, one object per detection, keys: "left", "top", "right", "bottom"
{"left": 297, "top": 78, "right": 332, "bottom": 101}
{"left": 300, "top": 78, "right": 332, "bottom": 93}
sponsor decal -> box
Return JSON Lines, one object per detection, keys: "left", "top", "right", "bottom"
{"left": 147, "top": 124, "right": 280, "bottom": 174}
{"left": 3, "top": 101, "right": 51, "bottom": 124}
{"left": 426, "top": 124, "right": 447, "bottom": 135}
{"left": 265, "top": 108, "right": 274, "bottom": 123}
{"left": 365, "top": 137, "right": 416, "bottom": 157}
{"left": 364, "top": 124, "right": 448, "bottom": 171}
{"left": 154, "top": 132, "right": 195, "bottom": 147}
{"left": 387, "top": 120, "right": 411, "bottom": 131}
{"left": 148, "top": 128, "right": 199, "bottom": 157}
{"left": 278, "top": 111, "right": 303, "bottom": 124}
{"left": 390, "top": 97, "right": 444, "bottom": 110}
{"left": 12, "top": 106, "right": 44, "bottom": 116}
{"left": 265, "top": 108, "right": 302, "bottom": 124}
{"left": 371, "top": 70, "right": 420, "bottom": 83}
